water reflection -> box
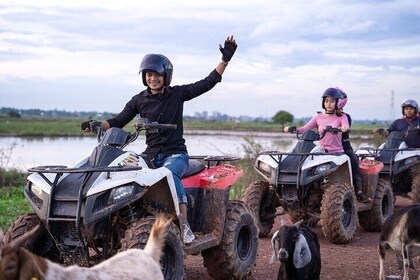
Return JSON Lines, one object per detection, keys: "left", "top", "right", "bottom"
{"left": 0, "top": 133, "right": 381, "bottom": 171}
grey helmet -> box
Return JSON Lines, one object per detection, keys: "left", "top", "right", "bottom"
{"left": 401, "top": 99, "right": 418, "bottom": 114}
{"left": 139, "top": 54, "right": 173, "bottom": 86}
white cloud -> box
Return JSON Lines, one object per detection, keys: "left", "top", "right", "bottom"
{"left": 1, "top": 0, "right": 420, "bottom": 120}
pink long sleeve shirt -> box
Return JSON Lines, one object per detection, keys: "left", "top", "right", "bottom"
{"left": 297, "top": 113, "right": 349, "bottom": 153}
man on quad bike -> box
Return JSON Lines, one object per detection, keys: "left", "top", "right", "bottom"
{"left": 82, "top": 35, "right": 237, "bottom": 243}
{"left": 377, "top": 98, "right": 420, "bottom": 148}
{"left": 366, "top": 98, "right": 420, "bottom": 203}
{"left": 286, "top": 87, "right": 370, "bottom": 202}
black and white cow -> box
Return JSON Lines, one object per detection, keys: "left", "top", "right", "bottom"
{"left": 270, "top": 220, "right": 321, "bottom": 280}
{"left": 379, "top": 204, "right": 420, "bottom": 280}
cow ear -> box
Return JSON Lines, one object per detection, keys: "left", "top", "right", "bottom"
{"left": 293, "top": 219, "right": 304, "bottom": 228}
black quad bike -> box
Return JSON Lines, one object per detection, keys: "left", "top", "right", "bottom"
{"left": 2, "top": 119, "right": 258, "bottom": 280}
{"left": 243, "top": 126, "right": 394, "bottom": 244}
{"left": 356, "top": 127, "right": 420, "bottom": 203}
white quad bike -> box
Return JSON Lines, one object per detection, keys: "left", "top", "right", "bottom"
{"left": 2, "top": 119, "right": 258, "bottom": 280}
{"left": 243, "top": 126, "right": 394, "bottom": 244}
{"left": 356, "top": 127, "right": 420, "bottom": 203}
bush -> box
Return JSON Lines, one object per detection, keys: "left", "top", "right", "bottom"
{"left": 229, "top": 137, "right": 266, "bottom": 200}
{"left": 0, "top": 168, "right": 26, "bottom": 188}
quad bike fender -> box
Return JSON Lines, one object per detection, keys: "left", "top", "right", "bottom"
{"left": 394, "top": 149, "right": 420, "bottom": 163}
{"left": 302, "top": 154, "right": 352, "bottom": 185}
{"left": 302, "top": 153, "right": 350, "bottom": 171}
{"left": 182, "top": 164, "right": 243, "bottom": 189}
{"left": 252, "top": 155, "right": 279, "bottom": 185}
{"left": 86, "top": 166, "right": 180, "bottom": 215}
{"left": 27, "top": 173, "right": 56, "bottom": 195}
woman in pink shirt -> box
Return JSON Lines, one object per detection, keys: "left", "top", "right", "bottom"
{"left": 284, "top": 88, "right": 349, "bottom": 153}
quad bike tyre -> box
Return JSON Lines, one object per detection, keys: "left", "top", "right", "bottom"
{"left": 242, "top": 181, "right": 277, "bottom": 237}
{"left": 120, "top": 216, "right": 185, "bottom": 280}
{"left": 359, "top": 178, "right": 393, "bottom": 232}
{"left": 202, "top": 201, "right": 258, "bottom": 280}
{"left": 408, "top": 166, "right": 420, "bottom": 203}
{"left": 3, "top": 213, "right": 61, "bottom": 262}
{"left": 321, "top": 183, "right": 358, "bottom": 244}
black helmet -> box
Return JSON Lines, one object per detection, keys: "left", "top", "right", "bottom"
{"left": 401, "top": 98, "right": 418, "bottom": 114}
{"left": 139, "top": 54, "right": 173, "bottom": 86}
{"left": 321, "top": 87, "right": 343, "bottom": 110}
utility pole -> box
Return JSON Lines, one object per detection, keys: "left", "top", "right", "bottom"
{"left": 389, "top": 90, "right": 395, "bottom": 122}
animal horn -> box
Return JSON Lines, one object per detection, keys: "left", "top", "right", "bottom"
{"left": 269, "top": 230, "right": 279, "bottom": 264}
{"left": 293, "top": 219, "right": 304, "bottom": 227}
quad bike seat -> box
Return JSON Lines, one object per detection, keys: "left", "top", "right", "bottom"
{"left": 183, "top": 159, "right": 206, "bottom": 177}
{"left": 378, "top": 131, "right": 404, "bottom": 163}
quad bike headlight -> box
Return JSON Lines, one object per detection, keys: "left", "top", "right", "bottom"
{"left": 403, "top": 157, "right": 417, "bottom": 166}
{"left": 258, "top": 161, "right": 273, "bottom": 176}
{"left": 108, "top": 185, "right": 134, "bottom": 204}
{"left": 313, "top": 162, "right": 337, "bottom": 175}
{"left": 30, "top": 182, "right": 43, "bottom": 199}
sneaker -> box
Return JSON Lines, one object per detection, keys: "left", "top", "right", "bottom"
{"left": 183, "top": 223, "right": 195, "bottom": 244}
{"left": 357, "top": 191, "right": 371, "bottom": 203}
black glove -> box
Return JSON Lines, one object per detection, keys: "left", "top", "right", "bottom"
{"left": 81, "top": 120, "right": 93, "bottom": 131}
{"left": 219, "top": 36, "right": 237, "bottom": 62}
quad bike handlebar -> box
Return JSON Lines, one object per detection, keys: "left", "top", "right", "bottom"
{"left": 88, "top": 118, "right": 177, "bottom": 146}
{"left": 287, "top": 125, "right": 343, "bottom": 140}
{"left": 375, "top": 126, "right": 420, "bottom": 137}
{"left": 135, "top": 118, "right": 177, "bottom": 132}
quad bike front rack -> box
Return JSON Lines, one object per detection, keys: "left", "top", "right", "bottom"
{"left": 28, "top": 165, "right": 142, "bottom": 265}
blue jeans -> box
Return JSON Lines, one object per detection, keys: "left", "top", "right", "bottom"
{"left": 153, "top": 152, "right": 189, "bottom": 204}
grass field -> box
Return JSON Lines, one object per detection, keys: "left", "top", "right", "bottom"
{"left": 0, "top": 116, "right": 382, "bottom": 136}
{"left": 0, "top": 186, "right": 31, "bottom": 230}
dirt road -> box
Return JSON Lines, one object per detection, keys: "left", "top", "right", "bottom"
{"left": 185, "top": 197, "right": 419, "bottom": 279}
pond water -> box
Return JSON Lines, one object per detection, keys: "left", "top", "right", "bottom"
{"left": 0, "top": 131, "right": 379, "bottom": 171}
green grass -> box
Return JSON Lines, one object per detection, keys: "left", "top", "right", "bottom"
{"left": 0, "top": 116, "right": 383, "bottom": 136}
{"left": 0, "top": 186, "right": 31, "bottom": 230}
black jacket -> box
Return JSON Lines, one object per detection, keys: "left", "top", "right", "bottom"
{"left": 107, "top": 69, "right": 222, "bottom": 159}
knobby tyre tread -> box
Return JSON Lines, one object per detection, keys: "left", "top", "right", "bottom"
{"left": 242, "top": 181, "right": 276, "bottom": 237}
{"left": 202, "top": 200, "right": 258, "bottom": 280}
{"left": 321, "top": 183, "right": 357, "bottom": 244}
{"left": 359, "top": 178, "right": 393, "bottom": 232}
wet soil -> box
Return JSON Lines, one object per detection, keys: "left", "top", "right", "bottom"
{"left": 185, "top": 197, "right": 420, "bottom": 280}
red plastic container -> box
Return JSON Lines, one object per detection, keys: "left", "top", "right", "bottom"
{"left": 359, "top": 159, "right": 384, "bottom": 198}
{"left": 359, "top": 159, "right": 384, "bottom": 175}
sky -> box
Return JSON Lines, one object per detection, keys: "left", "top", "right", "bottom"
{"left": 1, "top": 0, "right": 419, "bottom": 121}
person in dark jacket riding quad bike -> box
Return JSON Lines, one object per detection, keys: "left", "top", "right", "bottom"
{"left": 334, "top": 88, "right": 371, "bottom": 203}
{"left": 81, "top": 36, "right": 237, "bottom": 244}
{"left": 377, "top": 99, "right": 420, "bottom": 148}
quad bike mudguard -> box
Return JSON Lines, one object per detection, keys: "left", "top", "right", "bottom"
{"left": 181, "top": 161, "right": 243, "bottom": 252}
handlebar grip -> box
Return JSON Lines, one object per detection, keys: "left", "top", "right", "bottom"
{"left": 289, "top": 126, "right": 297, "bottom": 134}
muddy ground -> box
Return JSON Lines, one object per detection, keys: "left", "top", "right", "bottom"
{"left": 185, "top": 197, "right": 419, "bottom": 280}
